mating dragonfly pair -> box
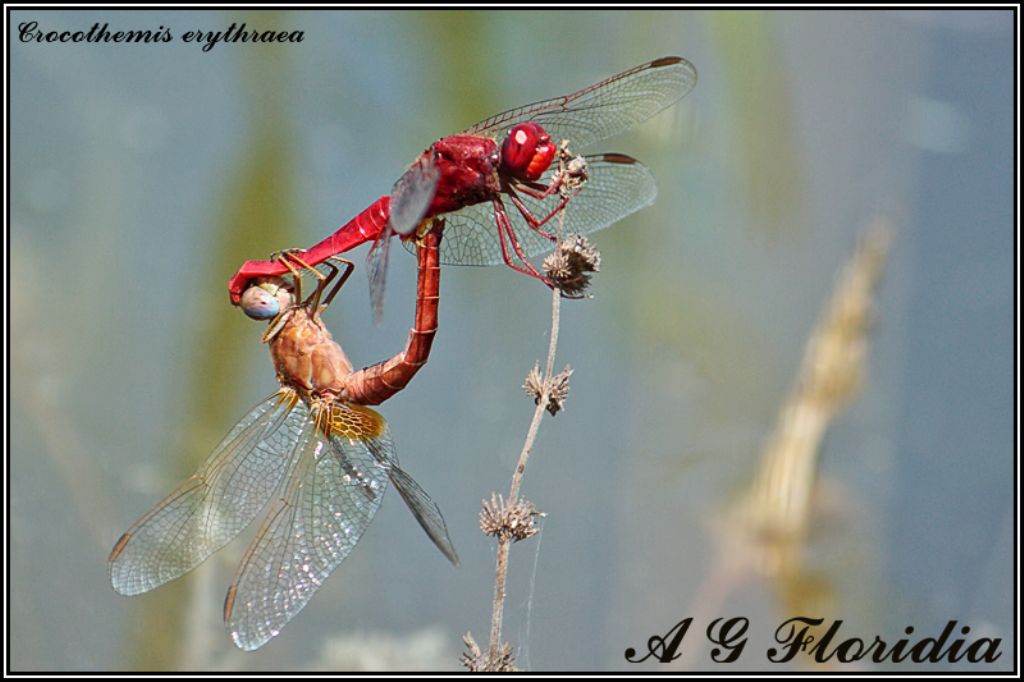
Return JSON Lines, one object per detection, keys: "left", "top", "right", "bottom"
{"left": 109, "top": 56, "right": 697, "bottom": 651}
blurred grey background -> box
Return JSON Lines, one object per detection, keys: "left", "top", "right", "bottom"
{"left": 9, "top": 9, "right": 1014, "bottom": 672}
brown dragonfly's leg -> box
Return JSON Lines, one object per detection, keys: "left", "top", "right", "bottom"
{"left": 257, "top": 256, "right": 311, "bottom": 345}
{"left": 341, "top": 220, "right": 444, "bottom": 406}
{"left": 262, "top": 271, "right": 306, "bottom": 346}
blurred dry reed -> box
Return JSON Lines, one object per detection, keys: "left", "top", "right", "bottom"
{"left": 684, "top": 217, "right": 894, "bottom": 667}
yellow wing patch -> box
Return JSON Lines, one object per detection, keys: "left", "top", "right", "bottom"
{"left": 328, "top": 402, "right": 387, "bottom": 440}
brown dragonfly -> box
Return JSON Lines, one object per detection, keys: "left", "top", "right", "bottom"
{"left": 109, "top": 221, "right": 456, "bottom": 651}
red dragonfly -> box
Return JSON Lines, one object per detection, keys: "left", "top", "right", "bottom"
{"left": 110, "top": 223, "right": 454, "bottom": 651}
{"left": 227, "top": 56, "right": 697, "bottom": 313}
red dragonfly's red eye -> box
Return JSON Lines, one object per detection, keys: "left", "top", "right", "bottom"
{"left": 500, "top": 122, "right": 556, "bottom": 181}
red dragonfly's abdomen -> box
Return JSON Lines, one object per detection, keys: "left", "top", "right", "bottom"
{"left": 341, "top": 223, "right": 442, "bottom": 405}
{"left": 300, "top": 195, "right": 391, "bottom": 266}
{"left": 227, "top": 196, "right": 391, "bottom": 305}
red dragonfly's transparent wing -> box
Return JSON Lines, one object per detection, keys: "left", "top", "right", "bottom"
{"left": 224, "top": 402, "right": 392, "bottom": 651}
{"left": 368, "top": 155, "right": 441, "bottom": 320}
{"left": 405, "top": 153, "right": 657, "bottom": 267}
{"left": 366, "top": 237, "right": 391, "bottom": 324}
{"left": 109, "top": 390, "right": 305, "bottom": 596}
{"left": 390, "top": 155, "right": 440, "bottom": 237}
{"left": 465, "top": 56, "right": 697, "bottom": 151}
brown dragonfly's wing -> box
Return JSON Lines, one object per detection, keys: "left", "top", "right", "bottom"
{"left": 464, "top": 57, "right": 697, "bottom": 151}
{"left": 354, "top": 417, "right": 459, "bottom": 566}
{"left": 224, "top": 402, "right": 390, "bottom": 651}
{"left": 405, "top": 154, "right": 657, "bottom": 267}
{"left": 385, "top": 466, "right": 459, "bottom": 566}
{"left": 109, "top": 390, "right": 304, "bottom": 596}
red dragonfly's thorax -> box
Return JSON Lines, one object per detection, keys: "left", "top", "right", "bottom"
{"left": 269, "top": 309, "right": 354, "bottom": 402}
{"left": 423, "top": 134, "right": 502, "bottom": 216}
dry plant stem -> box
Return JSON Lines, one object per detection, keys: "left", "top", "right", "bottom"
{"left": 487, "top": 284, "right": 562, "bottom": 662}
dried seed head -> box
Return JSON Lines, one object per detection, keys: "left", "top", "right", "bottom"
{"left": 524, "top": 364, "right": 573, "bottom": 415}
{"left": 461, "top": 633, "right": 517, "bottom": 672}
{"left": 479, "top": 493, "right": 505, "bottom": 537}
{"left": 460, "top": 632, "right": 482, "bottom": 668}
{"left": 523, "top": 364, "right": 544, "bottom": 402}
{"left": 554, "top": 140, "right": 589, "bottom": 194}
{"left": 545, "top": 366, "right": 573, "bottom": 415}
{"left": 506, "top": 499, "right": 542, "bottom": 541}
{"left": 487, "top": 642, "right": 518, "bottom": 672}
{"left": 544, "top": 234, "right": 601, "bottom": 297}
{"left": 543, "top": 248, "right": 573, "bottom": 280}
{"left": 565, "top": 154, "right": 588, "bottom": 179}
{"left": 479, "top": 493, "right": 543, "bottom": 542}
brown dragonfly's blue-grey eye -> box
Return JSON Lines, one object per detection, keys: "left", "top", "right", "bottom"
{"left": 240, "top": 283, "right": 281, "bottom": 320}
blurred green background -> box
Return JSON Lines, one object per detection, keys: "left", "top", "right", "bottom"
{"left": 9, "top": 9, "right": 1014, "bottom": 672}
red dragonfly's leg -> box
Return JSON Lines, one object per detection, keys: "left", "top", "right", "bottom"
{"left": 270, "top": 250, "right": 355, "bottom": 313}
{"left": 340, "top": 220, "right": 444, "bottom": 406}
{"left": 503, "top": 147, "right": 589, "bottom": 236}
{"left": 493, "top": 199, "right": 550, "bottom": 284}
{"left": 258, "top": 255, "right": 351, "bottom": 345}
{"left": 509, "top": 178, "right": 563, "bottom": 201}
{"left": 319, "top": 257, "right": 355, "bottom": 309}
{"left": 275, "top": 252, "right": 315, "bottom": 304}
{"left": 504, "top": 184, "right": 582, "bottom": 241}
{"left": 301, "top": 257, "right": 355, "bottom": 314}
